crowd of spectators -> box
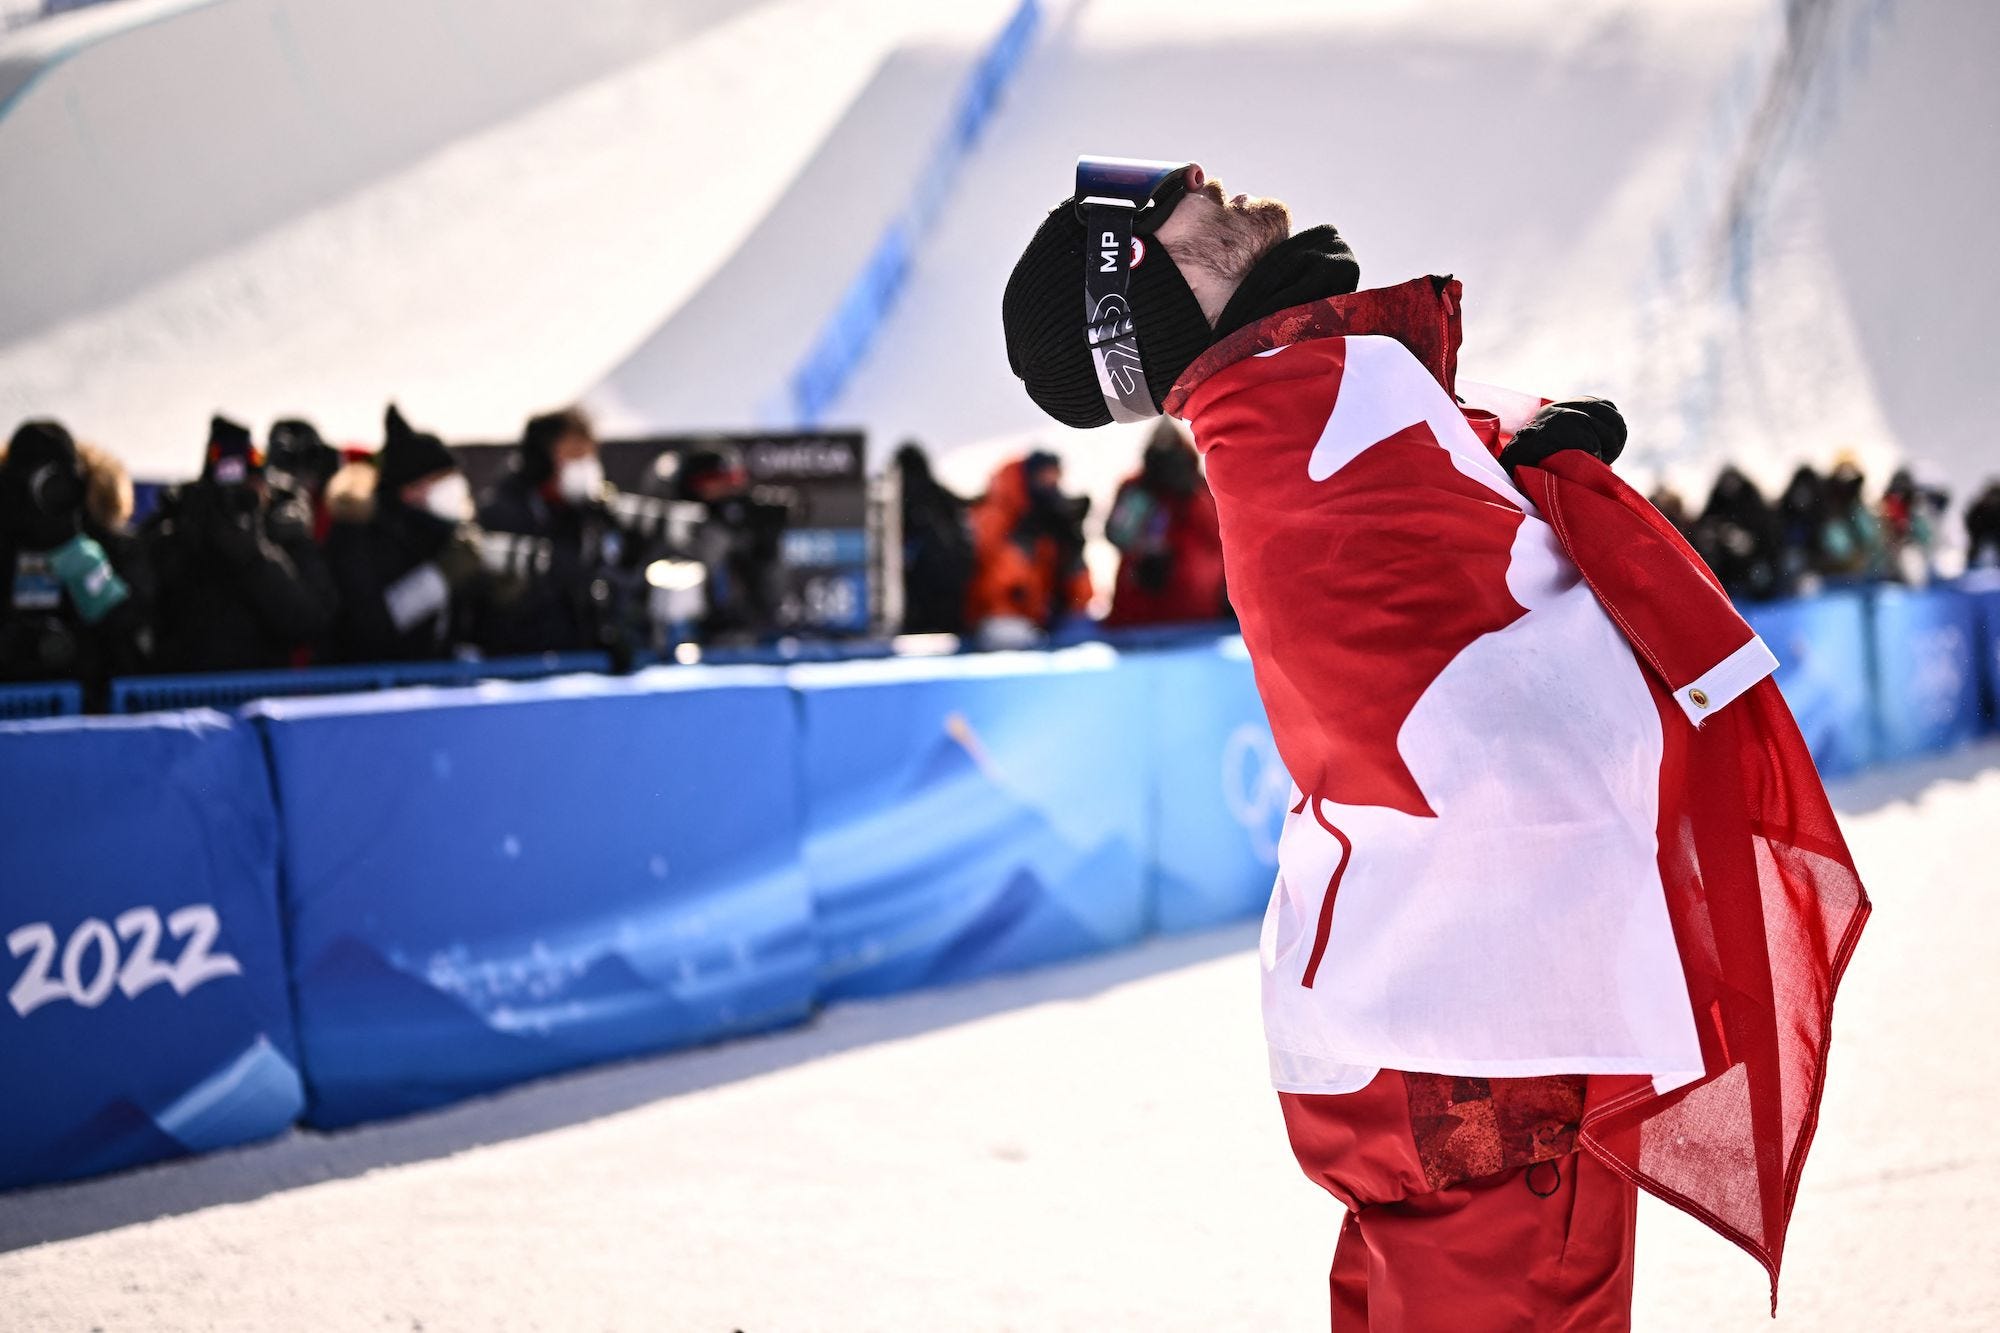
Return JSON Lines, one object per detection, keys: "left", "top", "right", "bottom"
{"left": 8, "top": 400, "right": 1994, "bottom": 705}
{"left": 0, "top": 406, "right": 739, "bottom": 705}
{"left": 1650, "top": 455, "right": 1999, "bottom": 603}
{"left": 897, "top": 418, "right": 1230, "bottom": 650}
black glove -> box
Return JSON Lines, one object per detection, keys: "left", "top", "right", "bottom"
{"left": 1499, "top": 397, "right": 1626, "bottom": 476}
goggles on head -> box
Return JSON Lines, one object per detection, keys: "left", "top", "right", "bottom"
{"left": 1074, "top": 156, "right": 1204, "bottom": 422}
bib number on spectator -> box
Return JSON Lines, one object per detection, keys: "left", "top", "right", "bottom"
{"left": 6, "top": 906, "right": 242, "bottom": 1018}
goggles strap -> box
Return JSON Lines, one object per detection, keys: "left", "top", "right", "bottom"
{"left": 1080, "top": 202, "right": 1154, "bottom": 423}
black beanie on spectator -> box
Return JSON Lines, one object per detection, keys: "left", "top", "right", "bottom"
{"left": 6, "top": 417, "right": 81, "bottom": 489}
{"left": 203, "top": 414, "right": 264, "bottom": 485}
{"left": 377, "top": 404, "right": 456, "bottom": 495}
{"left": 1002, "top": 195, "right": 1213, "bottom": 429}
{"left": 2, "top": 419, "right": 86, "bottom": 542}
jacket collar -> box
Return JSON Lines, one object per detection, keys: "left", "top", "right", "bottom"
{"left": 1165, "top": 274, "right": 1465, "bottom": 418}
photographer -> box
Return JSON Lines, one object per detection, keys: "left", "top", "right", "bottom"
{"left": 1879, "top": 465, "right": 1949, "bottom": 585}
{"left": 477, "top": 407, "right": 643, "bottom": 658}
{"left": 143, "top": 416, "right": 336, "bottom": 673}
{"left": 892, "top": 440, "right": 975, "bottom": 636}
{"left": 1688, "top": 465, "right": 1785, "bottom": 602}
{"left": 676, "top": 443, "right": 787, "bottom": 644}
{"left": 1102, "top": 419, "right": 1227, "bottom": 626}
{"left": 964, "top": 449, "right": 1092, "bottom": 648}
{"left": 325, "top": 406, "right": 494, "bottom": 662}
{"left": 1967, "top": 478, "right": 2000, "bottom": 570}
{"left": 266, "top": 417, "right": 348, "bottom": 541}
{"left": 0, "top": 419, "right": 152, "bottom": 694}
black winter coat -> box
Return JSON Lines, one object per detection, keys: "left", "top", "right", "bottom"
{"left": 144, "top": 482, "right": 336, "bottom": 673}
{"left": 475, "top": 473, "right": 609, "bottom": 655}
{"left": 324, "top": 499, "right": 482, "bottom": 663}
{"left": 0, "top": 519, "right": 154, "bottom": 692}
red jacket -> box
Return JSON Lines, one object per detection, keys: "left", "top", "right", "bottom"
{"left": 1166, "top": 276, "right": 1868, "bottom": 1302}
{"left": 1103, "top": 474, "right": 1227, "bottom": 626}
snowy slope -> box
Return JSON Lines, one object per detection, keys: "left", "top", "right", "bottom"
{"left": 0, "top": 0, "right": 1988, "bottom": 501}
{"left": 0, "top": 0, "right": 759, "bottom": 344}
{"left": 0, "top": 0, "right": 1011, "bottom": 477}
{"left": 835, "top": 0, "right": 1993, "bottom": 506}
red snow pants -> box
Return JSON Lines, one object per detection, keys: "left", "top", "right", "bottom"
{"left": 1279, "top": 1069, "right": 1640, "bottom": 1332}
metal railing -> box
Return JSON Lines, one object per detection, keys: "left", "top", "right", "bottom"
{"left": 105, "top": 652, "right": 613, "bottom": 715}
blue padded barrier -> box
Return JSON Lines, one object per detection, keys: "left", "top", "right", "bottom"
{"left": 1745, "top": 590, "right": 1875, "bottom": 777}
{"left": 1963, "top": 578, "right": 2000, "bottom": 730}
{"left": 790, "top": 646, "right": 1150, "bottom": 1000}
{"left": 0, "top": 711, "right": 304, "bottom": 1190}
{"left": 1139, "top": 639, "right": 1285, "bottom": 934}
{"left": 0, "top": 680, "right": 82, "bottom": 719}
{"left": 1869, "top": 585, "right": 1983, "bottom": 762}
{"left": 252, "top": 670, "right": 815, "bottom": 1128}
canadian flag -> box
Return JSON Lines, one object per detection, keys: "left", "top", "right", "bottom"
{"left": 1169, "top": 277, "right": 1870, "bottom": 1299}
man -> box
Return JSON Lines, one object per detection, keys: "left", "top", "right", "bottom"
{"left": 144, "top": 415, "right": 336, "bottom": 672}
{"left": 265, "top": 417, "right": 349, "bottom": 543}
{"left": 964, "top": 449, "right": 1093, "bottom": 648}
{"left": 477, "top": 406, "right": 619, "bottom": 655}
{"left": 674, "top": 443, "right": 788, "bottom": 644}
{"left": 0, "top": 419, "right": 152, "bottom": 699}
{"left": 324, "top": 405, "right": 489, "bottom": 662}
{"left": 1102, "top": 418, "right": 1227, "bottom": 627}
{"left": 1002, "top": 159, "right": 1868, "bottom": 1329}
{"left": 891, "top": 440, "right": 975, "bottom": 637}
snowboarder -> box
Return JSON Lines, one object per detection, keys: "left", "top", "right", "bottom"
{"left": 1000, "top": 157, "right": 1869, "bottom": 1330}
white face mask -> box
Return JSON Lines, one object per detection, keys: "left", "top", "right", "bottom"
{"left": 424, "top": 472, "right": 473, "bottom": 522}
{"left": 557, "top": 455, "right": 605, "bottom": 504}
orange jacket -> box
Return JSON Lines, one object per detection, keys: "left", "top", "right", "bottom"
{"left": 964, "top": 458, "right": 1092, "bottom": 628}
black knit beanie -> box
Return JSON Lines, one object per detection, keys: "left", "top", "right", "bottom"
{"left": 378, "top": 404, "right": 457, "bottom": 494}
{"left": 1002, "top": 195, "right": 1214, "bottom": 429}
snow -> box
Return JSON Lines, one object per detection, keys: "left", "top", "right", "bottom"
{"left": 845, "top": 0, "right": 1997, "bottom": 508}
{"left": 0, "top": 0, "right": 1006, "bottom": 475}
{"left": 3, "top": 741, "right": 1996, "bottom": 1330}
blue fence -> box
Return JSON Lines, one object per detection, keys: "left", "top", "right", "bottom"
{"left": 0, "top": 680, "right": 82, "bottom": 720}
{"left": 1869, "top": 585, "right": 1984, "bottom": 762}
{"left": 0, "top": 711, "right": 304, "bottom": 1190}
{"left": 253, "top": 670, "right": 812, "bottom": 1128}
{"left": 794, "top": 649, "right": 1150, "bottom": 999}
{"left": 1744, "top": 590, "right": 1875, "bottom": 776}
{"left": 1973, "top": 582, "right": 2000, "bottom": 720}
{"left": 4, "top": 582, "right": 1997, "bottom": 1189}
{"left": 1141, "top": 638, "right": 1288, "bottom": 933}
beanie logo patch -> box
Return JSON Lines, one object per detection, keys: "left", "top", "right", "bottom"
{"left": 1130, "top": 236, "right": 1148, "bottom": 269}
